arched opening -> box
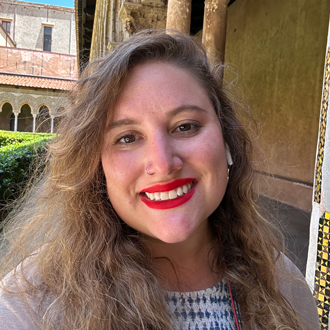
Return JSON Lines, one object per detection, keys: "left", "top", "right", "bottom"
{"left": 0, "top": 103, "right": 13, "bottom": 131}
{"left": 10, "top": 113, "right": 15, "bottom": 131}
{"left": 53, "top": 107, "right": 64, "bottom": 133}
{"left": 36, "top": 106, "right": 51, "bottom": 133}
{"left": 18, "top": 104, "right": 33, "bottom": 132}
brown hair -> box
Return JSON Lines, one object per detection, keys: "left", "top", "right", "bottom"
{"left": 1, "top": 30, "right": 304, "bottom": 329}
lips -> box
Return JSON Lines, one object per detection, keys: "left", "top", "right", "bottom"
{"left": 140, "top": 178, "right": 196, "bottom": 210}
{"left": 141, "top": 178, "right": 195, "bottom": 193}
{"left": 144, "top": 182, "right": 192, "bottom": 201}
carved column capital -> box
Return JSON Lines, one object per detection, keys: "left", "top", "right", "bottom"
{"left": 119, "top": 2, "right": 166, "bottom": 37}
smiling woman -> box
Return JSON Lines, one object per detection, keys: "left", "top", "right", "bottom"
{"left": 0, "top": 31, "right": 319, "bottom": 330}
{"left": 102, "top": 62, "right": 228, "bottom": 244}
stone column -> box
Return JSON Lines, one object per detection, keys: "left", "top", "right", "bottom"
{"left": 13, "top": 112, "right": 18, "bottom": 132}
{"left": 90, "top": 0, "right": 110, "bottom": 61}
{"left": 50, "top": 116, "right": 54, "bottom": 134}
{"left": 166, "top": 0, "right": 192, "bottom": 34}
{"left": 202, "top": 0, "right": 229, "bottom": 64}
{"left": 32, "top": 114, "right": 37, "bottom": 133}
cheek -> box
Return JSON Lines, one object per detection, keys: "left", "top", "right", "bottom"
{"left": 200, "top": 137, "right": 228, "bottom": 191}
{"left": 101, "top": 151, "right": 141, "bottom": 208}
{"left": 102, "top": 151, "right": 137, "bottom": 183}
{"left": 101, "top": 153, "right": 124, "bottom": 202}
{"left": 196, "top": 133, "right": 226, "bottom": 167}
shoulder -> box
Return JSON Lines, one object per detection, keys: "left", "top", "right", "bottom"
{"left": 0, "top": 258, "right": 49, "bottom": 330}
{"left": 276, "top": 253, "right": 320, "bottom": 330}
{"left": 0, "top": 286, "right": 42, "bottom": 329}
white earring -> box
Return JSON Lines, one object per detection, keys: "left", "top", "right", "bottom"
{"left": 225, "top": 143, "right": 233, "bottom": 166}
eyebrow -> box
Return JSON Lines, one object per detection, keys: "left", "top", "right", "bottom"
{"left": 107, "top": 105, "right": 207, "bottom": 131}
{"left": 168, "top": 105, "right": 207, "bottom": 117}
{"left": 107, "top": 118, "right": 140, "bottom": 130}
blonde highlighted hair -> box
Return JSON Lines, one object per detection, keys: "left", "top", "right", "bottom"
{"left": 1, "top": 30, "right": 304, "bottom": 329}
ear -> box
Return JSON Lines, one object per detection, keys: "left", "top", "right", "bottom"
{"left": 225, "top": 143, "right": 233, "bottom": 166}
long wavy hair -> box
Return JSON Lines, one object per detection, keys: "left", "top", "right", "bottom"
{"left": 1, "top": 30, "right": 304, "bottom": 329}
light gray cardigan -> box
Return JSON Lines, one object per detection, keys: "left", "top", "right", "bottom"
{"left": 0, "top": 255, "right": 320, "bottom": 329}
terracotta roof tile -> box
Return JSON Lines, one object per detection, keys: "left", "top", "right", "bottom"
{"left": 0, "top": 73, "right": 76, "bottom": 90}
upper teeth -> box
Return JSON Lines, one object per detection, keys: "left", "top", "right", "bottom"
{"left": 145, "top": 183, "right": 192, "bottom": 201}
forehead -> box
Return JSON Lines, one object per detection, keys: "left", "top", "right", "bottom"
{"left": 111, "top": 62, "right": 213, "bottom": 121}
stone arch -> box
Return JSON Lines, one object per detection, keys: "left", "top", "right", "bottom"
{"left": 37, "top": 103, "right": 51, "bottom": 114}
{"left": 0, "top": 102, "right": 13, "bottom": 131}
{"left": 17, "top": 94, "right": 37, "bottom": 114}
{"left": 18, "top": 104, "right": 33, "bottom": 132}
{"left": 0, "top": 100, "right": 14, "bottom": 111}
{"left": 53, "top": 104, "right": 66, "bottom": 117}
{"left": 36, "top": 105, "right": 51, "bottom": 133}
{"left": 0, "top": 92, "right": 19, "bottom": 110}
{"left": 18, "top": 101, "right": 34, "bottom": 114}
{"left": 35, "top": 97, "right": 56, "bottom": 116}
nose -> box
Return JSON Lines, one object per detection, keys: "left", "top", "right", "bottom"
{"left": 145, "top": 134, "right": 183, "bottom": 176}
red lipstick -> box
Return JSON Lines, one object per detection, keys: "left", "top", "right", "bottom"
{"left": 140, "top": 178, "right": 195, "bottom": 193}
{"left": 140, "top": 179, "right": 197, "bottom": 210}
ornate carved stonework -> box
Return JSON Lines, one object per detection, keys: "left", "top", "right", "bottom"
{"left": 0, "top": 90, "right": 69, "bottom": 116}
{"left": 0, "top": 93, "right": 18, "bottom": 110}
{"left": 119, "top": 1, "right": 166, "bottom": 36}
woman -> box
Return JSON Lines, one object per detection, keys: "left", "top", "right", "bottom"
{"left": 0, "top": 30, "right": 319, "bottom": 330}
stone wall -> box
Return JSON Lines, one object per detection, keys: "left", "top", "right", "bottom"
{"left": 0, "top": 0, "right": 76, "bottom": 55}
{"left": 0, "top": 85, "right": 69, "bottom": 132}
{"left": 225, "top": 0, "right": 330, "bottom": 212}
{"left": 0, "top": 85, "right": 67, "bottom": 115}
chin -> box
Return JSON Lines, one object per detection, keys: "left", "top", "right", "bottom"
{"left": 153, "top": 231, "right": 194, "bottom": 245}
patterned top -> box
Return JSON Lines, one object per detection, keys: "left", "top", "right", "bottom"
{"left": 166, "top": 279, "right": 236, "bottom": 330}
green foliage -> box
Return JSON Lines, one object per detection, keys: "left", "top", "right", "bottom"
{"left": 0, "top": 130, "right": 53, "bottom": 204}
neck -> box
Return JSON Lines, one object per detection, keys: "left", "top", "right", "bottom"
{"left": 142, "top": 222, "right": 221, "bottom": 292}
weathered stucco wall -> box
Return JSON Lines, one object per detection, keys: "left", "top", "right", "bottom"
{"left": 225, "top": 0, "right": 330, "bottom": 211}
{"left": 0, "top": 0, "right": 76, "bottom": 55}
{"left": 0, "top": 47, "right": 77, "bottom": 79}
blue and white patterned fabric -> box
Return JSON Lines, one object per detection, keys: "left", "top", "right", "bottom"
{"left": 166, "top": 279, "right": 236, "bottom": 330}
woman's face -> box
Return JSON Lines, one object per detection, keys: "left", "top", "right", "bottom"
{"left": 101, "top": 62, "right": 228, "bottom": 244}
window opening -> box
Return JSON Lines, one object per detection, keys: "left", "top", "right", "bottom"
{"left": 2, "top": 20, "right": 11, "bottom": 34}
{"left": 43, "top": 26, "right": 52, "bottom": 52}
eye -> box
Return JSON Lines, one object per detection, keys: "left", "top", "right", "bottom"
{"left": 178, "top": 123, "right": 193, "bottom": 131}
{"left": 116, "top": 134, "right": 137, "bottom": 145}
{"left": 174, "top": 122, "right": 201, "bottom": 135}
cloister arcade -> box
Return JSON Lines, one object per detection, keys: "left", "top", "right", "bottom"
{"left": 0, "top": 92, "right": 67, "bottom": 133}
